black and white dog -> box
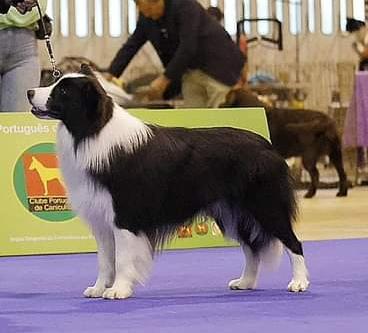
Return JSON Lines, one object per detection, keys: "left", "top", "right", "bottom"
{"left": 27, "top": 65, "right": 309, "bottom": 299}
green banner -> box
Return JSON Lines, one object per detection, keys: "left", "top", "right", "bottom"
{"left": 0, "top": 108, "right": 269, "bottom": 256}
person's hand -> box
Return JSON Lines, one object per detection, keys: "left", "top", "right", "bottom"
{"left": 352, "top": 41, "right": 368, "bottom": 59}
{"left": 147, "top": 75, "right": 170, "bottom": 100}
{"left": 13, "top": 0, "right": 37, "bottom": 14}
{"left": 104, "top": 73, "right": 125, "bottom": 88}
{"left": 104, "top": 73, "right": 114, "bottom": 82}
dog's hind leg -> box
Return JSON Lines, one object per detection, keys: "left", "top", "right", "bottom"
{"left": 328, "top": 139, "right": 348, "bottom": 197}
{"left": 84, "top": 222, "right": 115, "bottom": 298}
{"left": 103, "top": 228, "right": 153, "bottom": 300}
{"left": 262, "top": 206, "right": 309, "bottom": 291}
{"left": 239, "top": 183, "right": 309, "bottom": 292}
{"left": 275, "top": 230, "right": 309, "bottom": 292}
{"left": 229, "top": 244, "right": 260, "bottom": 290}
{"left": 302, "top": 153, "right": 319, "bottom": 198}
{"left": 286, "top": 250, "right": 309, "bottom": 292}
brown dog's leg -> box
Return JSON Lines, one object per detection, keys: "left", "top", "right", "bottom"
{"left": 328, "top": 139, "right": 348, "bottom": 197}
{"left": 302, "top": 153, "right": 319, "bottom": 198}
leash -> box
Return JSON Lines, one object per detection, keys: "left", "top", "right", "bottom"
{"left": 35, "top": 0, "right": 61, "bottom": 79}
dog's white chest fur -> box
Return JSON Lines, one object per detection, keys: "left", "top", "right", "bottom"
{"left": 56, "top": 124, "right": 116, "bottom": 227}
{"left": 55, "top": 107, "right": 152, "bottom": 227}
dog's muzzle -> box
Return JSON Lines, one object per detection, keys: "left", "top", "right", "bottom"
{"left": 27, "top": 89, "right": 52, "bottom": 119}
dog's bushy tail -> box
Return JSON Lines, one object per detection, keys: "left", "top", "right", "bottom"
{"left": 259, "top": 238, "right": 284, "bottom": 270}
{"left": 286, "top": 171, "right": 299, "bottom": 224}
{"left": 261, "top": 168, "right": 298, "bottom": 271}
{"left": 236, "top": 157, "right": 298, "bottom": 257}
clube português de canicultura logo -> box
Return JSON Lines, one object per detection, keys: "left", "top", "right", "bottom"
{"left": 13, "top": 143, "right": 75, "bottom": 222}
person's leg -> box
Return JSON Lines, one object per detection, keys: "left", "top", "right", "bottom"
{"left": 1, "top": 56, "right": 40, "bottom": 112}
{"left": 0, "top": 29, "right": 8, "bottom": 111}
{"left": 0, "top": 29, "right": 40, "bottom": 112}
{"left": 0, "top": 76, "right": 2, "bottom": 108}
{"left": 181, "top": 70, "right": 208, "bottom": 108}
{"left": 203, "top": 73, "right": 232, "bottom": 108}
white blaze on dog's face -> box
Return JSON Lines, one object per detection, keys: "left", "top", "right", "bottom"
{"left": 27, "top": 65, "right": 114, "bottom": 140}
{"left": 27, "top": 73, "right": 85, "bottom": 120}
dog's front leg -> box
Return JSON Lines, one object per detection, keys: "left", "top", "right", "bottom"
{"left": 84, "top": 223, "right": 115, "bottom": 298}
{"left": 228, "top": 244, "right": 260, "bottom": 290}
{"left": 103, "top": 228, "right": 153, "bottom": 300}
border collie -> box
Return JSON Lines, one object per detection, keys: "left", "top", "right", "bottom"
{"left": 27, "top": 64, "right": 309, "bottom": 300}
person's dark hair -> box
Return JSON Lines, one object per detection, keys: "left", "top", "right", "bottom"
{"left": 207, "top": 6, "right": 223, "bottom": 22}
{"left": 346, "top": 17, "right": 366, "bottom": 33}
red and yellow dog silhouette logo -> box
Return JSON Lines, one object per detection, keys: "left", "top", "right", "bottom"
{"left": 23, "top": 154, "right": 65, "bottom": 197}
{"left": 13, "top": 144, "right": 74, "bottom": 221}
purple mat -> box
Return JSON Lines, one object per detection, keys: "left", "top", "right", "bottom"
{"left": 0, "top": 239, "right": 367, "bottom": 333}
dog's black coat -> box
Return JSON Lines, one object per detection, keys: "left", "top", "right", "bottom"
{"left": 93, "top": 125, "right": 301, "bottom": 253}
{"left": 224, "top": 89, "right": 349, "bottom": 198}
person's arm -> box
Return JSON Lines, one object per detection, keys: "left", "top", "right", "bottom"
{"left": 164, "top": 1, "right": 201, "bottom": 82}
{"left": 0, "top": 0, "right": 46, "bottom": 27}
{"left": 108, "top": 16, "right": 148, "bottom": 78}
{"left": 353, "top": 41, "right": 368, "bottom": 59}
{"left": 238, "top": 33, "right": 248, "bottom": 57}
{"left": 145, "top": 2, "right": 202, "bottom": 100}
{"left": 145, "top": 74, "right": 171, "bottom": 100}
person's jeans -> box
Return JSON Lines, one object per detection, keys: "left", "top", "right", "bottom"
{"left": 0, "top": 28, "right": 40, "bottom": 112}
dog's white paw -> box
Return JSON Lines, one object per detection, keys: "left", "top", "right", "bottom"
{"left": 83, "top": 286, "right": 106, "bottom": 298}
{"left": 228, "top": 278, "right": 257, "bottom": 290}
{"left": 102, "top": 286, "right": 133, "bottom": 300}
{"left": 287, "top": 278, "right": 310, "bottom": 292}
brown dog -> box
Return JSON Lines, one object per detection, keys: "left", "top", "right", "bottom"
{"left": 224, "top": 89, "right": 349, "bottom": 198}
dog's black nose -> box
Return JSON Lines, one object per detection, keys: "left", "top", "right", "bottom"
{"left": 27, "top": 90, "right": 35, "bottom": 100}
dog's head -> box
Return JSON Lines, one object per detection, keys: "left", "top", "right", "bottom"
{"left": 28, "top": 64, "right": 113, "bottom": 138}
{"left": 222, "top": 88, "right": 269, "bottom": 109}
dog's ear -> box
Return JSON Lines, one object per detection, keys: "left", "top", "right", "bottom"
{"left": 80, "top": 63, "right": 96, "bottom": 78}
{"left": 83, "top": 79, "right": 99, "bottom": 108}
{"left": 81, "top": 77, "right": 112, "bottom": 122}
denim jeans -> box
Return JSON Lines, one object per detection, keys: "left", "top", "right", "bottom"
{"left": 0, "top": 28, "right": 40, "bottom": 112}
